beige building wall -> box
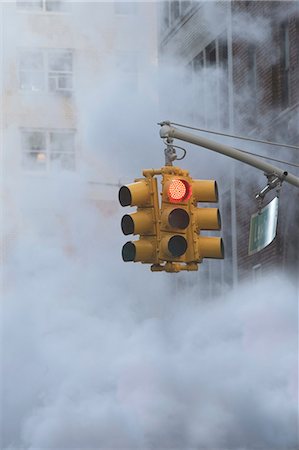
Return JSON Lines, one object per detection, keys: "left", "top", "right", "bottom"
{"left": 1, "top": 1, "right": 158, "bottom": 263}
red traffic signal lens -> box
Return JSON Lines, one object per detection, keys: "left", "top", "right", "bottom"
{"left": 168, "top": 179, "right": 192, "bottom": 203}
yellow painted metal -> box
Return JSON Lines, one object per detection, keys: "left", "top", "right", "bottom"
{"left": 159, "top": 171, "right": 193, "bottom": 264}
{"left": 123, "top": 209, "right": 155, "bottom": 236}
{"left": 122, "top": 180, "right": 151, "bottom": 206}
{"left": 151, "top": 262, "right": 198, "bottom": 272}
{"left": 119, "top": 165, "right": 223, "bottom": 272}
{"left": 197, "top": 236, "right": 224, "bottom": 259}
{"left": 120, "top": 174, "right": 160, "bottom": 265}
{"left": 192, "top": 180, "right": 218, "bottom": 202}
{"left": 194, "top": 208, "right": 221, "bottom": 230}
{"left": 133, "top": 238, "right": 157, "bottom": 262}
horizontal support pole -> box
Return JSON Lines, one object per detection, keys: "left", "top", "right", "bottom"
{"left": 160, "top": 124, "right": 299, "bottom": 189}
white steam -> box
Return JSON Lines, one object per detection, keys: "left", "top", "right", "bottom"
{"left": 3, "top": 182, "right": 298, "bottom": 447}
{"left": 2, "top": 1, "right": 298, "bottom": 449}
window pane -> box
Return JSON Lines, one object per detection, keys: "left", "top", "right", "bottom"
{"left": 114, "top": 2, "right": 137, "bottom": 15}
{"left": 181, "top": 1, "right": 192, "bottom": 15}
{"left": 45, "top": 0, "right": 67, "bottom": 12}
{"left": 16, "top": 0, "right": 43, "bottom": 10}
{"left": 206, "top": 42, "right": 216, "bottom": 66}
{"left": 50, "top": 132, "right": 74, "bottom": 152}
{"left": 170, "top": 1, "right": 180, "bottom": 23}
{"left": 23, "top": 151, "right": 47, "bottom": 171}
{"left": 48, "top": 75, "right": 56, "bottom": 91}
{"left": 58, "top": 74, "right": 72, "bottom": 90}
{"left": 193, "top": 52, "right": 204, "bottom": 72}
{"left": 22, "top": 131, "right": 46, "bottom": 151}
{"left": 20, "top": 51, "right": 43, "bottom": 70}
{"left": 48, "top": 51, "right": 72, "bottom": 71}
{"left": 50, "top": 153, "right": 75, "bottom": 170}
{"left": 20, "top": 70, "right": 44, "bottom": 91}
{"left": 48, "top": 74, "right": 72, "bottom": 92}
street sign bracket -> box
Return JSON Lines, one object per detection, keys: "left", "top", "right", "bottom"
{"left": 255, "top": 171, "right": 287, "bottom": 214}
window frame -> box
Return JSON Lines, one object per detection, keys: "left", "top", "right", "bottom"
{"left": 162, "top": 0, "right": 194, "bottom": 29}
{"left": 19, "top": 48, "right": 74, "bottom": 95}
{"left": 280, "top": 21, "right": 291, "bottom": 109}
{"left": 113, "top": 1, "right": 138, "bottom": 16}
{"left": 115, "top": 51, "right": 139, "bottom": 90}
{"left": 20, "top": 128, "right": 76, "bottom": 173}
{"left": 189, "top": 32, "right": 229, "bottom": 129}
{"left": 16, "top": 0, "right": 69, "bottom": 14}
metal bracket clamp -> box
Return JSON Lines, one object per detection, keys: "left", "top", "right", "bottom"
{"left": 163, "top": 138, "right": 187, "bottom": 166}
{"left": 255, "top": 171, "right": 287, "bottom": 213}
{"left": 164, "top": 137, "right": 177, "bottom": 166}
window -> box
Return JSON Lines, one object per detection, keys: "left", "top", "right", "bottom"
{"left": 114, "top": 2, "right": 137, "bottom": 15}
{"left": 16, "top": 0, "right": 67, "bottom": 12}
{"left": 48, "top": 50, "right": 73, "bottom": 93}
{"left": 247, "top": 43, "right": 257, "bottom": 126}
{"left": 19, "top": 49, "right": 73, "bottom": 94}
{"left": 170, "top": 1, "right": 180, "bottom": 23}
{"left": 206, "top": 42, "right": 216, "bottom": 67}
{"left": 19, "top": 50, "right": 45, "bottom": 91}
{"left": 21, "top": 129, "right": 76, "bottom": 172}
{"left": 280, "top": 22, "right": 290, "bottom": 108}
{"left": 162, "top": 0, "right": 193, "bottom": 29}
{"left": 189, "top": 32, "right": 229, "bottom": 129}
{"left": 116, "top": 52, "right": 138, "bottom": 90}
{"left": 218, "top": 32, "right": 229, "bottom": 129}
{"left": 180, "top": 1, "right": 192, "bottom": 15}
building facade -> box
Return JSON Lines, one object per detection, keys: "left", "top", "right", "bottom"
{"left": 1, "top": 1, "right": 158, "bottom": 263}
{"left": 158, "top": 1, "right": 299, "bottom": 293}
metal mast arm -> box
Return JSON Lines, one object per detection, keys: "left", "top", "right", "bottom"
{"left": 160, "top": 123, "right": 299, "bottom": 189}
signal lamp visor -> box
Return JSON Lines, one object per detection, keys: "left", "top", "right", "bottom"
{"left": 168, "top": 179, "right": 192, "bottom": 203}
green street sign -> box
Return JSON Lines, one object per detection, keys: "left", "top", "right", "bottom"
{"left": 248, "top": 197, "right": 278, "bottom": 255}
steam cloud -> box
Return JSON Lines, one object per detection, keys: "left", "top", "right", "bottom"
{"left": 2, "top": 1, "right": 298, "bottom": 449}
{"left": 3, "top": 182, "right": 298, "bottom": 448}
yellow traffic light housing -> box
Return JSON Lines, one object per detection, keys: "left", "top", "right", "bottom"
{"left": 192, "top": 179, "right": 224, "bottom": 261}
{"left": 119, "top": 174, "right": 160, "bottom": 265}
{"left": 158, "top": 169, "right": 192, "bottom": 265}
{"left": 119, "top": 166, "right": 223, "bottom": 273}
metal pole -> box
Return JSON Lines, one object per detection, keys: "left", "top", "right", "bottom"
{"left": 160, "top": 124, "right": 299, "bottom": 189}
{"left": 226, "top": 2, "right": 238, "bottom": 289}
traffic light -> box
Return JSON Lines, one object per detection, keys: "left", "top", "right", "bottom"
{"left": 157, "top": 168, "right": 223, "bottom": 272}
{"left": 119, "top": 173, "right": 160, "bottom": 266}
{"left": 192, "top": 179, "right": 224, "bottom": 262}
{"left": 159, "top": 170, "right": 193, "bottom": 267}
{"left": 119, "top": 166, "right": 223, "bottom": 273}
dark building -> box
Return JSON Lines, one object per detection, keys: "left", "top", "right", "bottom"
{"left": 158, "top": 1, "right": 299, "bottom": 293}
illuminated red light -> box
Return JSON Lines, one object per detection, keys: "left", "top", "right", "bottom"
{"left": 168, "top": 179, "right": 192, "bottom": 203}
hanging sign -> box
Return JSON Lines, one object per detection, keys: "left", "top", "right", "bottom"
{"left": 248, "top": 196, "right": 279, "bottom": 255}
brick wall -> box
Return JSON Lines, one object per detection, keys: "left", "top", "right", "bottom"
{"left": 231, "top": 1, "right": 299, "bottom": 279}
{"left": 158, "top": 1, "right": 299, "bottom": 284}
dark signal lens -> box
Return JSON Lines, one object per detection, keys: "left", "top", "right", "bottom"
{"left": 122, "top": 242, "right": 136, "bottom": 261}
{"left": 121, "top": 215, "right": 134, "bottom": 235}
{"left": 168, "top": 235, "right": 187, "bottom": 257}
{"left": 168, "top": 179, "right": 191, "bottom": 203}
{"left": 168, "top": 208, "right": 190, "bottom": 229}
{"left": 119, "top": 186, "right": 132, "bottom": 207}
